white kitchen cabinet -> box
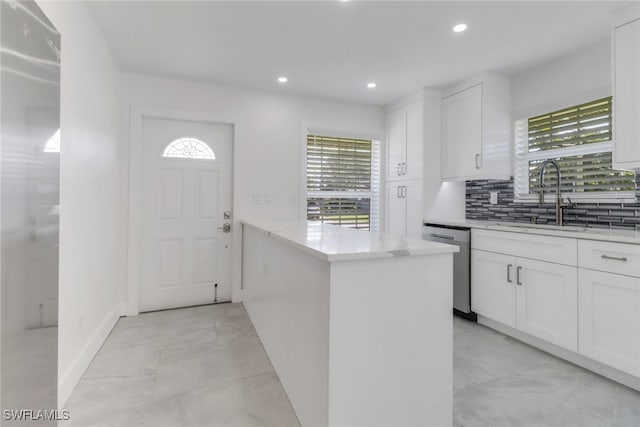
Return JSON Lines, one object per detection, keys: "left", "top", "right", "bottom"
{"left": 613, "top": 17, "right": 640, "bottom": 170}
{"left": 386, "top": 99, "right": 423, "bottom": 182}
{"left": 386, "top": 109, "right": 405, "bottom": 180}
{"left": 441, "top": 73, "right": 511, "bottom": 181}
{"left": 515, "top": 258, "right": 578, "bottom": 351}
{"left": 471, "top": 229, "right": 578, "bottom": 352}
{"left": 578, "top": 268, "right": 640, "bottom": 376}
{"left": 471, "top": 249, "right": 516, "bottom": 328}
{"left": 385, "top": 180, "right": 423, "bottom": 239}
{"left": 441, "top": 84, "right": 482, "bottom": 179}
{"left": 471, "top": 249, "right": 577, "bottom": 350}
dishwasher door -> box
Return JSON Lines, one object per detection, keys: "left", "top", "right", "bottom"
{"left": 422, "top": 225, "right": 473, "bottom": 318}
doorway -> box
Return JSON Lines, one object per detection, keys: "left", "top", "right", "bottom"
{"left": 139, "top": 117, "right": 233, "bottom": 312}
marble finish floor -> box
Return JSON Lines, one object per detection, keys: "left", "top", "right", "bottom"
{"left": 63, "top": 303, "right": 300, "bottom": 427}
{"left": 454, "top": 316, "right": 640, "bottom": 427}
{"left": 64, "top": 304, "right": 640, "bottom": 426}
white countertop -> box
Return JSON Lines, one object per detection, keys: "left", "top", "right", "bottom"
{"left": 242, "top": 219, "right": 459, "bottom": 262}
{"left": 424, "top": 218, "right": 640, "bottom": 245}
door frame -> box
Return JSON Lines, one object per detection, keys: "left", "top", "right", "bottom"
{"left": 126, "top": 106, "right": 235, "bottom": 316}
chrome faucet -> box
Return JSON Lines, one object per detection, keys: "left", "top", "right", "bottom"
{"left": 538, "top": 159, "right": 571, "bottom": 226}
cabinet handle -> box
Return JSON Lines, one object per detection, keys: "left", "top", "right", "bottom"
{"left": 402, "top": 162, "right": 407, "bottom": 175}
{"left": 401, "top": 185, "right": 406, "bottom": 198}
{"left": 397, "top": 186, "right": 401, "bottom": 198}
{"left": 397, "top": 163, "right": 401, "bottom": 176}
{"left": 507, "top": 264, "right": 513, "bottom": 283}
{"left": 601, "top": 254, "right": 628, "bottom": 262}
{"left": 516, "top": 266, "right": 522, "bottom": 286}
{"left": 475, "top": 154, "right": 480, "bottom": 169}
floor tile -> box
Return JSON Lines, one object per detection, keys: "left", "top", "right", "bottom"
{"left": 65, "top": 305, "right": 640, "bottom": 427}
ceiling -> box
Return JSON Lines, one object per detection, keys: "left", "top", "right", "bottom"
{"left": 86, "top": 1, "right": 635, "bottom": 106}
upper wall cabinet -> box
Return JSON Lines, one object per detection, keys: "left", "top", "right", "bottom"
{"left": 386, "top": 98, "right": 423, "bottom": 183}
{"left": 613, "top": 17, "right": 640, "bottom": 170}
{"left": 441, "top": 73, "right": 512, "bottom": 181}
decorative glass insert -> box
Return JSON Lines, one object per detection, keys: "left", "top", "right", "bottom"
{"left": 162, "top": 137, "right": 215, "bottom": 160}
{"left": 44, "top": 128, "right": 60, "bottom": 153}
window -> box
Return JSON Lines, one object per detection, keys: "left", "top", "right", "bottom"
{"left": 514, "top": 97, "right": 636, "bottom": 201}
{"left": 163, "top": 137, "right": 215, "bottom": 160}
{"left": 306, "top": 134, "right": 380, "bottom": 230}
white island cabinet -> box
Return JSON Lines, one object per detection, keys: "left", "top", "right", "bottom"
{"left": 241, "top": 220, "right": 458, "bottom": 427}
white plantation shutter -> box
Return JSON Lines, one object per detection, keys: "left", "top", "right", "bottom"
{"left": 306, "top": 135, "right": 379, "bottom": 230}
{"left": 514, "top": 97, "right": 636, "bottom": 201}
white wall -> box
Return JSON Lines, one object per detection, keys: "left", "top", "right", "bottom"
{"left": 37, "top": 0, "right": 122, "bottom": 408}
{"left": 120, "top": 73, "right": 384, "bottom": 309}
{"left": 512, "top": 39, "right": 611, "bottom": 120}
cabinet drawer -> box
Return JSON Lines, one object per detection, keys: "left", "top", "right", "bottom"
{"left": 472, "top": 229, "right": 577, "bottom": 266}
{"left": 578, "top": 240, "right": 640, "bottom": 277}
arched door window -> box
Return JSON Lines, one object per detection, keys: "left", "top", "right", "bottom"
{"left": 162, "top": 137, "right": 215, "bottom": 160}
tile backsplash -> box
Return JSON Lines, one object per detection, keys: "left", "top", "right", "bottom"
{"left": 466, "top": 174, "right": 640, "bottom": 230}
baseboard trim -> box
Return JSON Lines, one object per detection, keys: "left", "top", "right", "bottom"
{"left": 58, "top": 305, "right": 120, "bottom": 409}
{"left": 478, "top": 315, "right": 640, "bottom": 392}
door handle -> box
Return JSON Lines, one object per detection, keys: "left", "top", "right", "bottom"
{"left": 475, "top": 154, "right": 480, "bottom": 169}
{"left": 507, "top": 264, "right": 513, "bottom": 283}
{"left": 601, "top": 254, "right": 628, "bottom": 262}
{"left": 516, "top": 266, "right": 522, "bottom": 286}
{"left": 217, "top": 223, "right": 232, "bottom": 233}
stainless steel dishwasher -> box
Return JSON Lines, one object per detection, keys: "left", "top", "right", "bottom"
{"left": 422, "top": 223, "right": 476, "bottom": 321}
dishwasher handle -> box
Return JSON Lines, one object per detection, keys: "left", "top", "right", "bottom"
{"left": 428, "top": 233, "right": 455, "bottom": 241}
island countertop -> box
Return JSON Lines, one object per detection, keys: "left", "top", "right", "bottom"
{"left": 241, "top": 219, "right": 459, "bottom": 262}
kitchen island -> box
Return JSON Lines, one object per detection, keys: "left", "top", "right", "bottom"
{"left": 241, "top": 220, "right": 459, "bottom": 427}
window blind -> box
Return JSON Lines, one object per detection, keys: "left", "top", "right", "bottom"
{"left": 307, "top": 135, "right": 372, "bottom": 192}
{"left": 306, "top": 135, "right": 376, "bottom": 230}
{"left": 528, "top": 98, "right": 613, "bottom": 152}
{"left": 514, "top": 97, "right": 636, "bottom": 199}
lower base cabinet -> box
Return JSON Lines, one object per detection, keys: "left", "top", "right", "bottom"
{"left": 385, "top": 179, "right": 423, "bottom": 238}
{"left": 578, "top": 268, "right": 640, "bottom": 376}
{"left": 471, "top": 249, "right": 578, "bottom": 351}
{"left": 471, "top": 249, "right": 516, "bottom": 328}
{"left": 516, "top": 258, "right": 577, "bottom": 352}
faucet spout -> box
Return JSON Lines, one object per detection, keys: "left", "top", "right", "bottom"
{"left": 538, "top": 159, "right": 566, "bottom": 225}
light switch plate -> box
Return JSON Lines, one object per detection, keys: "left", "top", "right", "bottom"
{"left": 252, "top": 193, "right": 272, "bottom": 205}
{"left": 490, "top": 191, "right": 498, "bottom": 205}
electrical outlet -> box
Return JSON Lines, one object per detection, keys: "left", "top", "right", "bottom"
{"left": 490, "top": 191, "right": 498, "bottom": 205}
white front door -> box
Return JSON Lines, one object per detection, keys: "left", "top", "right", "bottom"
{"left": 140, "top": 117, "right": 233, "bottom": 312}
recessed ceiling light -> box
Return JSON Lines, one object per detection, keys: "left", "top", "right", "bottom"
{"left": 453, "top": 23, "right": 468, "bottom": 33}
{"left": 367, "top": 82, "right": 377, "bottom": 89}
{"left": 277, "top": 76, "right": 288, "bottom": 83}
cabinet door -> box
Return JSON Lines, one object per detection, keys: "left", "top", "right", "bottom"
{"left": 515, "top": 258, "right": 578, "bottom": 351}
{"left": 404, "top": 100, "right": 423, "bottom": 181}
{"left": 441, "top": 84, "right": 482, "bottom": 180}
{"left": 579, "top": 269, "right": 640, "bottom": 376}
{"left": 404, "top": 180, "right": 423, "bottom": 239}
{"left": 471, "top": 249, "right": 516, "bottom": 327}
{"left": 385, "top": 183, "right": 405, "bottom": 236}
{"left": 386, "top": 109, "right": 406, "bottom": 182}
{"left": 613, "top": 18, "right": 640, "bottom": 169}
